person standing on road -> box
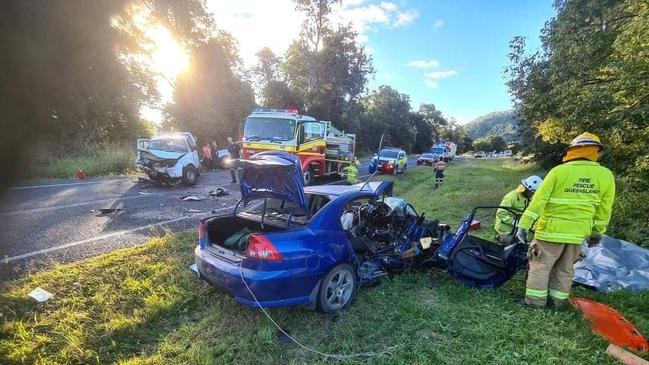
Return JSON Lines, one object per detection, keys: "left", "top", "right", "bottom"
{"left": 202, "top": 142, "right": 213, "bottom": 171}
{"left": 227, "top": 136, "right": 241, "bottom": 183}
{"left": 517, "top": 132, "right": 616, "bottom": 309}
{"left": 211, "top": 141, "right": 219, "bottom": 169}
{"left": 433, "top": 159, "right": 447, "bottom": 189}
{"left": 342, "top": 158, "right": 360, "bottom": 185}
{"left": 494, "top": 175, "right": 542, "bottom": 244}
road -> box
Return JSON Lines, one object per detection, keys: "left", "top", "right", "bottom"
{"left": 0, "top": 156, "right": 418, "bottom": 279}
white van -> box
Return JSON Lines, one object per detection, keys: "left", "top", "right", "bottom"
{"left": 135, "top": 132, "right": 201, "bottom": 186}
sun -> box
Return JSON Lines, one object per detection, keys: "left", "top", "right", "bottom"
{"left": 111, "top": 5, "right": 190, "bottom": 106}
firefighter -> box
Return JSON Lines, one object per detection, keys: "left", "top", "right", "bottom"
{"left": 433, "top": 159, "right": 447, "bottom": 189}
{"left": 342, "top": 158, "right": 360, "bottom": 185}
{"left": 494, "top": 175, "right": 543, "bottom": 244}
{"left": 516, "top": 132, "right": 615, "bottom": 308}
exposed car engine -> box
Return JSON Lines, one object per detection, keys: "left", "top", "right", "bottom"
{"left": 342, "top": 197, "right": 448, "bottom": 282}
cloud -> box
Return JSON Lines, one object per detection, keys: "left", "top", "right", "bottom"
{"left": 206, "top": 1, "right": 419, "bottom": 65}
{"left": 433, "top": 19, "right": 444, "bottom": 29}
{"left": 407, "top": 59, "right": 440, "bottom": 69}
{"left": 424, "top": 70, "right": 458, "bottom": 88}
{"left": 393, "top": 9, "right": 419, "bottom": 27}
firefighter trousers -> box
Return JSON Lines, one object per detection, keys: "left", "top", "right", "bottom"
{"left": 524, "top": 239, "right": 582, "bottom": 308}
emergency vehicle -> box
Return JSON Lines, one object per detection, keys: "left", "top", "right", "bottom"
{"left": 240, "top": 108, "right": 356, "bottom": 185}
{"left": 430, "top": 141, "right": 457, "bottom": 162}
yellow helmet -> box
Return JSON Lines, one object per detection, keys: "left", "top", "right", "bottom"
{"left": 568, "top": 132, "right": 603, "bottom": 149}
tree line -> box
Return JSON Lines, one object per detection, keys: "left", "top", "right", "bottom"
{"left": 0, "top": 0, "right": 472, "bottom": 187}
{"left": 506, "top": 0, "right": 649, "bottom": 188}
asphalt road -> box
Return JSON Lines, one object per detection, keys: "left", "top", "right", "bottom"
{"left": 0, "top": 156, "right": 418, "bottom": 279}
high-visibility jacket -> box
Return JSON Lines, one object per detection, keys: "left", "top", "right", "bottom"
{"left": 494, "top": 189, "right": 529, "bottom": 235}
{"left": 518, "top": 160, "right": 615, "bottom": 244}
{"left": 343, "top": 164, "right": 358, "bottom": 184}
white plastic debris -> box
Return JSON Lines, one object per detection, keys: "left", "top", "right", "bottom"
{"left": 181, "top": 195, "right": 203, "bottom": 201}
{"left": 189, "top": 263, "right": 199, "bottom": 276}
{"left": 186, "top": 209, "right": 202, "bottom": 213}
{"left": 28, "top": 287, "right": 53, "bottom": 303}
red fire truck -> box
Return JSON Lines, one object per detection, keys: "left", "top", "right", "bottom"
{"left": 241, "top": 108, "right": 356, "bottom": 185}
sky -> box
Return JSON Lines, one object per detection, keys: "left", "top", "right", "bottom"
{"left": 194, "top": 0, "right": 556, "bottom": 124}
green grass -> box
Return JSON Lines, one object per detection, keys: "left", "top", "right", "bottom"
{"left": 26, "top": 144, "right": 136, "bottom": 180}
{"left": 2, "top": 159, "right": 648, "bottom": 364}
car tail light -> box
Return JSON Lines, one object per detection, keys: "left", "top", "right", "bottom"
{"left": 469, "top": 220, "right": 481, "bottom": 231}
{"left": 198, "top": 221, "right": 207, "bottom": 248}
{"left": 245, "top": 234, "right": 283, "bottom": 261}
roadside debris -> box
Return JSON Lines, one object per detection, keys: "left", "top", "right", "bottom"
{"left": 75, "top": 169, "right": 86, "bottom": 180}
{"left": 571, "top": 298, "right": 649, "bottom": 353}
{"left": 189, "top": 263, "right": 199, "bottom": 276}
{"left": 138, "top": 191, "right": 150, "bottom": 195}
{"left": 574, "top": 235, "right": 649, "bottom": 292}
{"left": 186, "top": 209, "right": 202, "bottom": 213}
{"left": 28, "top": 287, "right": 53, "bottom": 303}
{"left": 180, "top": 194, "right": 204, "bottom": 201}
{"left": 606, "top": 344, "right": 649, "bottom": 365}
{"left": 98, "top": 208, "right": 123, "bottom": 214}
{"left": 209, "top": 188, "right": 229, "bottom": 197}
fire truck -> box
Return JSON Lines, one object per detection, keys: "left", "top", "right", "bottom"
{"left": 240, "top": 108, "right": 356, "bottom": 185}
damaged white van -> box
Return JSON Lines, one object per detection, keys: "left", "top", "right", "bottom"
{"left": 135, "top": 132, "right": 201, "bottom": 186}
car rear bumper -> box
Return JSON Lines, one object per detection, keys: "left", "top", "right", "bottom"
{"left": 377, "top": 164, "right": 395, "bottom": 173}
{"left": 195, "top": 246, "right": 320, "bottom": 308}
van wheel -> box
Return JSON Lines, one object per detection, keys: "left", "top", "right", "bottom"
{"left": 182, "top": 165, "right": 198, "bottom": 186}
{"left": 317, "top": 264, "right": 357, "bottom": 313}
{"left": 303, "top": 168, "right": 314, "bottom": 186}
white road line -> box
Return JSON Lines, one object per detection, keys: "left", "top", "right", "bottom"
{"left": 7, "top": 178, "right": 132, "bottom": 191}
{"left": 0, "top": 192, "right": 165, "bottom": 217}
{"left": 2, "top": 206, "right": 233, "bottom": 264}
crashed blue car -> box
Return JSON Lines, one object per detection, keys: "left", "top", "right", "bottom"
{"left": 194, "top": 151, "right": 529, "bottom": 313}
{"left": 194, "top": 151, "right": 446, "bottom": 313}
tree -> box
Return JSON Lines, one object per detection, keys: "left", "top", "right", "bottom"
{"left": 506, "top": 0, "right": 649, "bottom": 184}
{"left": 261, "top": 80, "right": 304, "bottom": 109}
{"left": 0, "top": 0, "right": 215, "bottom": 187}
{"left": 163, "top": 34, "right": 255, "bottom": 144}
{"left": 411, "top": 103, "right": 447, "bottom": 152}
{"left": 294, "top": 0, "right": 340, "bottom": 52}
{"left": 252, "top": 47, "right": 281, "bottom": 92}
{"left": 360, "top": 86, "right": 415, "bottom": 152}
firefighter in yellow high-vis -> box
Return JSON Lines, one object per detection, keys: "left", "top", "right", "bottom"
{"left": 516, "top": 132, "right": 615, "bottom": 308}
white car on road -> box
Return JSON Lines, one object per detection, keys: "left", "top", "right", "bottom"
{"left": 135, "top": 132, "right": 201, "bottom": 186}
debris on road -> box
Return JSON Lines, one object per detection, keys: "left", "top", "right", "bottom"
{"left": 138, "top": 191, "right": 150, "bottom": 195}
{"left": 186, "top": 209, "right": 202, "bottom": 213}
{"left": 98, "top": 208, "right": 123, "bottom": 214}
{"left": 209, "top": 188, "right": 229, "bottom": 197}
{"left": 180, "top": 194, "right": 204, "bottom": 201}
{"left": 28, "top": 287, "right": 53, "bottom": 303}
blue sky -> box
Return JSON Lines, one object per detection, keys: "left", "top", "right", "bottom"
{"left": 368, "top": 0, "right": 556, "bottom": 123}
{"left": 198, "top": 0, "right": 557, "bottom": 123}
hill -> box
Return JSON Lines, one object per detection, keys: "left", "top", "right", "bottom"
{"left": 465, "top": 110, "right": 520, "bottom": 142}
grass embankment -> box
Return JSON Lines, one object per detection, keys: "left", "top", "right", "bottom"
{"left": 26, "top": 144, "right": 135, "bottom": 180}
{"left": 2, "top": 159, "right": 648, "bottom": 364}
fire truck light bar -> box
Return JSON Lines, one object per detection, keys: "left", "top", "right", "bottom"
{"left": 252, "top": 108, "right": 299, "bottom": 114}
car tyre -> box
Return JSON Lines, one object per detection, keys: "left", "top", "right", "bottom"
{"left": 303, "top": 167, "right": 314, "bottom": 186}
{"left": 182, "top": 165, "right": 198, "bottom": 186}
{"left": 316, "top": 263, "right": 357, "bottom": 313}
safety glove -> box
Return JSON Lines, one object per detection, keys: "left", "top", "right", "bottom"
{"left": 587, "top": 234, "right": 602, "bottom": 247}
{"left": 516, "top": 228, "right": 528, "bottom": 243}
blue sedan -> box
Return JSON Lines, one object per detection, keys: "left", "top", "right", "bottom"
{"left": 194, "top": 151, "right": 438, "bottom": 313}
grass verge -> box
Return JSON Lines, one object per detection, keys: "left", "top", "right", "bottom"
{"left": 1, "top": 159, "right": 647, "bottom": 364}
{"left": 25, "top": 144, "right": 135, "bottom": 180}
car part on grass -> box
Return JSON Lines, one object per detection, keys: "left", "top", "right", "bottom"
{"left": 28, "top": 287, "right": 53, "bottom": 302}
{"left": 574, "top": 235, "right": 649, "bottom": 292}
{"left": 571, "top": 298, "right": 649, "bottom": 354}
{"left": 606, "top": 344, "right": 649, "bottom": 365}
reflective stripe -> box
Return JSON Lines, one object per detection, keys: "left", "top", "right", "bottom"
{"left": 594, "top": 220, "right": 609, "bottom": 225}
{"left": 549, "top": 289, "right": 569, "bottom": 300}
{"left": 548, "top": 198, "right": 600, "bottom": 205}
{"left": 535, "top": 231, "right": 585, "bottom": 240}
{"left": 523, "top": 210, "right": 540, "bottom": 219}
{"left": 526, "top": 288, "right": 548, "bottom": 298}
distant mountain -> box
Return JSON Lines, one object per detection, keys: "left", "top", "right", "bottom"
{"left": 465, "top": 110, "right": 521, "bottom": 142}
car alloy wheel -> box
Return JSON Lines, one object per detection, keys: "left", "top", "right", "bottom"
{"left": 317, "top": 264, "right": 356, "bottom": 313}
{"left": 325, "top": 270, "right": 353, "bottom": 310}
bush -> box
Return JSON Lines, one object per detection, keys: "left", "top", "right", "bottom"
{"left": 608, "top": 181, "right": 649, "bottom": 248}
{"left": 26, "top": 144, "right": 135, "bottom": 179}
